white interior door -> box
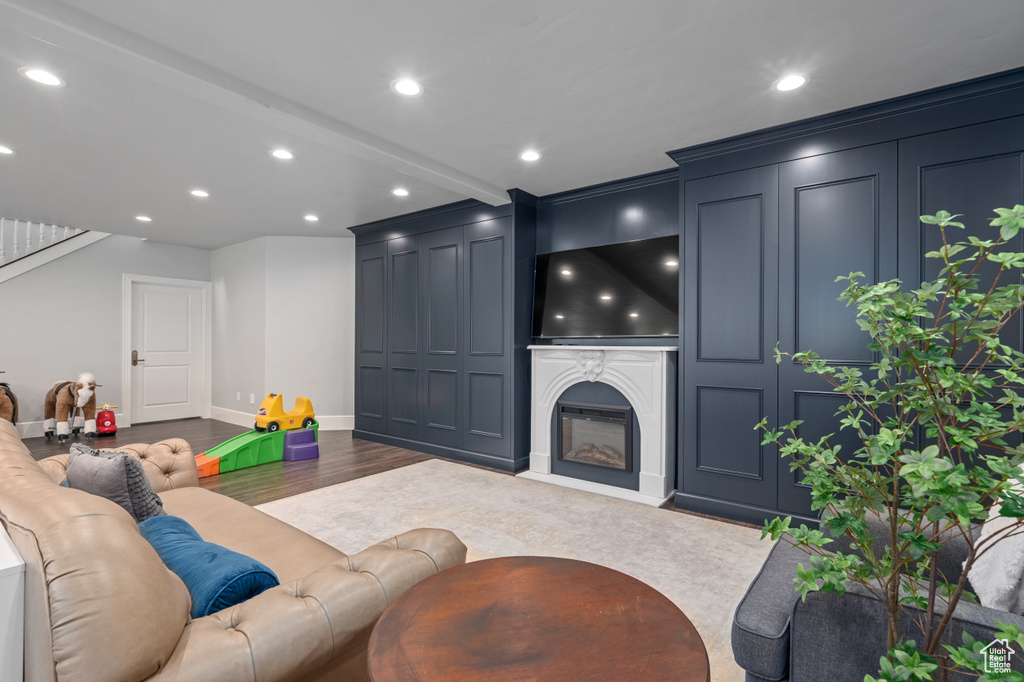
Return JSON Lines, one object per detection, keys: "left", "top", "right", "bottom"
{"left": 130, "top": 280, "right": 206, "bottom": 423}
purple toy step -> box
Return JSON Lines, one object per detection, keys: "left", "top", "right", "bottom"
{"left": 283, "top": 441, "right": 319, "bottom": 461}
{"left": 284, "top": 429, "right": 317, "bottom": 446}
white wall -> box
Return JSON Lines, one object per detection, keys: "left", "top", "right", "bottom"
{"left": 211, "top": 236, "right": 355, "bottom": 429}
{"left": 0, "top": 232, "right": 354, "bottom": 434}
{"left": 264, "top": 237, "right": 355, "bottom": 419}
{"left": 211, "top": 237, "right": 267, "bottom": 412}
{"left": 0, "top": 235, "right": 211, "bottom": 431}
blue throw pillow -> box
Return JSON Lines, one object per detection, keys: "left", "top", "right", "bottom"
{"left": 139, "top": 515, "right": 280, "bottom": 618}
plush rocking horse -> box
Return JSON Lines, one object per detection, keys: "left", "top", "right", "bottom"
{"left": 0, "top": 371, "right": 17, "bottom": 425}
{"left": 44, "top": 373, "right": 100, "bottom": 443}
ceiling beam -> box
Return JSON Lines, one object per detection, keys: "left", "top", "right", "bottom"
{"left": 0, "top": 0, "right": 512, "bottom": 206}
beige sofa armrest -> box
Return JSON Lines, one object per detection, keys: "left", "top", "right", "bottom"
{"left": 147, "top": 528, "right": 467, "bottom": 681}
{"left": 150, "top": 565, "right": 387, "bottom": 681}
{"left": 347, "top": 527, "right": 468, "bottom": 598}
{"left": 38, "top": 439, "right": 199, "bottom": 491}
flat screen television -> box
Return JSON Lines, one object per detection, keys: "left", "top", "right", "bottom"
{"left": 532, "top": 235, "right": 679, "bottom": 339}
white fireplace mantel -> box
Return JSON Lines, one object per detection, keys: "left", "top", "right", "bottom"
{"left": 518, "top": 345, "right": 677, "bottom": 506}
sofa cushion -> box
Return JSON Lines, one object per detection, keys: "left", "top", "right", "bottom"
{"left": 160, "top": 486, "right": 347, "bottom": 583}
{"left": 732, "top": 540, "right": 808, "bottom": 681}
{"left": 116, "top": 438, "right": 200, "bottom": 491}
{"left": 140, "top": 514, "right": 280, "bottom": 618}
{"left": 66, "top": 443, "right": 166, "bottom": 522}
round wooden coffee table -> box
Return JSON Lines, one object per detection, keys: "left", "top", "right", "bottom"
{"left": 367, "top": 556, "right": 710, "bottom": 681}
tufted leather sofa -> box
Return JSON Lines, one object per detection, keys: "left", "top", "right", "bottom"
{"left": 0, "top": 419, "right": 468, "bottom": 682}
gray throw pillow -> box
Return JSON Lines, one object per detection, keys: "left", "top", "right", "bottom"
{"left": 66, "top": 443, "right": 166, "bottom": 523}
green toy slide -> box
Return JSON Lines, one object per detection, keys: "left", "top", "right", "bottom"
{"left": 203, "top": 421, "right": 318, "bottom": 473}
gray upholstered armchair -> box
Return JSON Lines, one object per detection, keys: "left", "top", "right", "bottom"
{"left": 732, "top": 520, "right": 1024, "bottom": 681}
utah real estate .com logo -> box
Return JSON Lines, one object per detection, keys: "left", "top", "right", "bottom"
{"left": 981, "top": 639, "right": 1014, "bottom": 674}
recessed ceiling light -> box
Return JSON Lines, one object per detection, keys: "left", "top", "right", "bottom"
{"left": 136, "top": 215, "right": 152, "bottom": 222}
{"left": 392, "top": 188, "right": 409, "bottom": 197}
{"left": 390, "top": 78, "right": 424, "bottom": 97}
{"left": 630, "top": 313, "right": 639, "bottom": 318}
{"left": 665, "top": 259, "right": 679, "bottom": 267}
{"left": 600, "top": 294, "right": 612, "bottom": 301}
{"left": 773, "top": 74, "right": 807, "bottom": 92}
{"left": 0, "top": 145, "right": 13, "bottom": 155}
{"left": 519, "top": 150, "right": 541, "bottom": 162}
{"left": 190, "top": 189, "right": 209, "bottom": 198}
{"left": 19, "top": 67, "right": 66, "bottom": 87}
{"left": 304, "top": 214, "right": 319, "bottom": 222}
{"left": 270, "top": 148, "right": 294, "bottom": 160}
{"left": 561, "top": 269, "right": 572, "bottom": 276}
{"left": 555, "top": 314, "right": 564, "bottom": 319}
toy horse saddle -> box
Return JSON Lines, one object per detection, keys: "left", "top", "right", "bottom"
{"left": 0, "top": 382, "right": 18, "bottom": 425}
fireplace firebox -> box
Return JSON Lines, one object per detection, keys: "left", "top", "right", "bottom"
{"left": 556, "top": 401, "right": 633, "bottom": 473}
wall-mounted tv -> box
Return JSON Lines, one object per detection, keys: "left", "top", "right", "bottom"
{"left": 532, "top": 235, "right": 679, "bottom": 339}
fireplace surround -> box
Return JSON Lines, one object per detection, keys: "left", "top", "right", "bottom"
{"left": 520, "top": 345, "right": 677, "bottom": 506}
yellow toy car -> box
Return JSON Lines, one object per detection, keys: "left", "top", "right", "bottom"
{"left": 254, "top": 393, "right": 315, "bottom": 432}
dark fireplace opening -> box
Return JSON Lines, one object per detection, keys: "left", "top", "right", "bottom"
{"left": 557, "top": 401, "right": 633, "bottom": 473}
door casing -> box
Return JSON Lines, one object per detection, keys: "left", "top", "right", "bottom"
{"left": 121, "top": 273, "right": 212, "bottom": 427}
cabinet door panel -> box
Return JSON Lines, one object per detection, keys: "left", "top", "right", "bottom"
{"left": 778, "top": 143, "right": 897, "bottom": 515}
{"left": 467, "top": 372, "right": 504, "bottom": 438}
{"left": 468, "top": 236, "right": 506, "bottom": 355}
{"left": 387, "top": 236, "right": 421, "bottom": 440}
{"left": 899, "top": 117, "right": 1024, "bottom": 454}
{"left": 696, "top": 386, "right": 765, "bottom": 479}
{"left": 390, "top": 250, "right": 419, "bottom": 354}
{"left": 420, "top": 226, "right": 463, "bottom": 448}
{"left": 682, "top": 165, "right": 779, "bottom": 512}
{"left": 427, "top": 243, "right": 460, "bottom": 355}
{"left": 391, "top": 368, "right": 419, "bottom": 423}
{"left": 355, "top": 241, "right": 387, "bottom": 432}
{"left": 426, "top": 370, "right": 459, "bottom": 432}
{"left": 463, "top": 218, "right": 512, "bottom": 458}
{"left": 358, "top": 366, "right": 384, "bottom": 420}
{"left": 900, "top": 120, "right": 1024, "bottom": 365}
{"left": 697, "top": 196, "right": 765, "bottom": 361}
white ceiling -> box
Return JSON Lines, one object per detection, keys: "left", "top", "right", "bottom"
{"left": 0, "top": 0, "right": 1023, "bottom": 250}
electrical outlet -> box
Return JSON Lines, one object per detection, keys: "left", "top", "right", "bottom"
{"left": 250, "top": 393, "right": 255, "bottom": 405}
{"left": 236, "top": 392, "right": 240, "bottom": 401}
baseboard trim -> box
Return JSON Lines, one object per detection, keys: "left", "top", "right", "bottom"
{"left": 15, "top": 413, "right": 124, "bottom": 439}
{"left": 673, "top": 491, "right": 819, "bottom": 529}
{"left": 210, "top": 406, "right": 354, "bottom": 431}
{"left": 209, "top": 406, "right": 254, "bottom": 428}
{"left": 315, "top": 415, "right": 355, "bottom": 430}
{"left": 352, "top": 429, "right": 524, "bottom": 473}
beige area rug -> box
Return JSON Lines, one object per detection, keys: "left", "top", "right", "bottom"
{"left": 256, "top": 459, "right": 773, "bottom": 681}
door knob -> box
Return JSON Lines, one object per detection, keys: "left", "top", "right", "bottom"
{"left": 132, "top": 350, "right": 145, "bottom": 366}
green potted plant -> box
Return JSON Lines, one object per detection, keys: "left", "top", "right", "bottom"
{"left": 759, "top": 205, "right": 1024, "bottom": 681}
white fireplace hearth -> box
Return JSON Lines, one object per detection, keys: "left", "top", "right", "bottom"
{"left": 519, "top": 345, "right": 678, "bottom": 506}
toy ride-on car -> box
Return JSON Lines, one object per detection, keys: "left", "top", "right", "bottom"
{"left": 254, "top": 393, "right": 315, "bottom": 432}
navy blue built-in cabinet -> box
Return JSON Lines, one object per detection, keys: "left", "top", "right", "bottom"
{"left": 351, "top": 193, "right": 536, "bottom": 472}
{"left": 352, "top": 67, "right": 1024, "bottom": 526}
{"left": 672, "top": 69, "right": 1024, "bottom": 525}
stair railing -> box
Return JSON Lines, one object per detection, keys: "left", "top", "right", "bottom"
{"left": 0, "top": 217, "right": 87, "bottom": 267}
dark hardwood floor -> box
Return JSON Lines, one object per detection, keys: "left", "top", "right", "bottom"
{"left": 22, "top": 418, "right": 452, "bottom": 506}
{"left": 21, "top": 418, "right": 755, "bottom": 527}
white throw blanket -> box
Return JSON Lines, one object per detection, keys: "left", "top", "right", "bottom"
{"left": 967, "top": 514, "right": 1024, "bottom": 613}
